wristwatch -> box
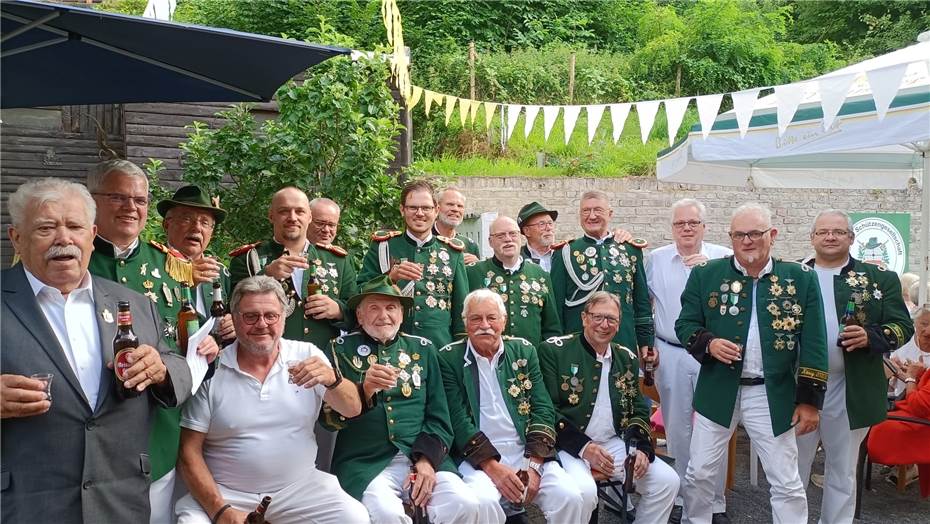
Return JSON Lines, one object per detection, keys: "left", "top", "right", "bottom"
{"left": 904, "top": 377, "right": 917, "bottom": 384}
{"left": 325, "top": 368, "right": 344, "bottom": 390}
{"left": 527, "top": 460, "right": 542, "bottom": 475}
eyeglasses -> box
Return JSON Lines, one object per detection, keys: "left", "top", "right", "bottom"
{"left": 729, "top": 228, "right": 772, "bottom": 242}
{"left": 404, "top": 205, "right": 435, "bottom": 214}
{"left": 673, "top": 220, "right": 703, "bottom": 229}
{"left": 581, "top": 207, "right": 608, "bottom": 217}
{"left": 585, "top": 313, "right": 620, "bottom": 326}
{"left": 490, "top": 231, "right": 520, "bottom": 241}
{"left": 312, "top": 221, "right": 338, "bottom": 230}
{"left": 525, "top": 220, "right": 555, "bottom": 229}
{"left": 238, "top": 312, "right": 282, "bottom": 325}
{"left": 813, "top": 229, "right": 850, "bottom": 238}
{"left": 171, "top": 215, "right": 215, "bottom": 230}
{"left": 93, "top": 192, "right": 149, "bottom": 207}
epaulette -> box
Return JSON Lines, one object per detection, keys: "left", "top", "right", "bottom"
{"left": 315, "top": 242, "right": 347, "bottom": 257}
{"left": 550, "top": 238, "right": 572, "bottom": 250}
{"left": 438, "top": 339, "right": 467, "bottom": 352}
{"left": 150, "top": 240, "right": 193, "bottom": 285}
{"left": 624, "top": 237, "right": 649, "bottom": 249}
{"left": 228, "top": 241, "right": 261, "bottom": 258}
{"left": 149, "top": 239, "right": 185, "bottom": 260}
{"left": 503, "top": 335, "right": 532, "bottom": 346}
{"left": 400, "top": 333, "right": 432, "bottom": 346}
{"left": 544, "top": 334, "right": 574, "bottom": 347}
{"left": 372, "top": 230, "right": 402, "bottom": 242}
{"left": 436, "top": 235, "right": 465, "bottom": 252}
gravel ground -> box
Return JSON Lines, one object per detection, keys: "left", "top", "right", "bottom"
{"left": 531, "top": 426, "right": 929, "bottom": 523}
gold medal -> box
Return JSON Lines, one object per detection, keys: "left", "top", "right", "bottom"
{"left": 730, "top": 280, "right": 742, "bottom": 294}
{"left": 352, "top": 356, "right": 363, "bottom": 369}
{"left": 367, "top": 354, "right": 378, "bottom": 366}
{"left": 568, "top": 393, "right": 579, "bottom": 405}
{"left": 401, "top": 382, "right": 413, "bottom": 397}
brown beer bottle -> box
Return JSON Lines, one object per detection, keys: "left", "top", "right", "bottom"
{"left": 113, "top": 301, "right": 142, "bottom": 400}
{"left": 210, "top": 280, "right": 234, "bottom": 347}
{"left": 245, "top": 496, "right": 272, "bottom": 524}
{"left": 406, "top": 465, "right": 429, "bottom": 524}
{"left": 176, "top": 284, "right": 199, "bottom": 356}
{"left": 642, "top": 346, "right": 655, "bottom": 387}
{"left": 837, "top": 299, "right": 859, "bottom": 348}
{"left": 303, "top": 272, "right": 322, "bottom": 319}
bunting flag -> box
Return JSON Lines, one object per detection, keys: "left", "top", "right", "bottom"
{"left": 407, "top": 85, "right": 422, "bottom": 110}
{"left": 663, "top": 97, "right": 691, "bottom": 146}
{"left": 468, "top": 99, "right": 480, "bottom": 123}
{"left": 524, "top": 105, "right": 541, "bottom": 139}
{"left": 774, "top": 82, "right": 806, "bottom": 136}
{"left": 458, "top": 99, "right": 471, "bottom": 126}
{"left": 506, "top": 104, "right": 522, "bottom": 141}
{"left": 563, "top": 105, "right": 582, "bottom": 145}
{"left": 444, "top": 96, "right": 457, "bottom": 125}
{"left": 636, "top": 100, "right": 660, "bottom": 144}
{"left": 381, "top": 0, "right": 410, "bottom": 100}
{"left": 609, "top": 103, "right": 631, "bottom": 143}
{"left": 818, "top": 73, "right": 857, "bottom": 131}
{"left": 695, "top": 94, "right": 724, "bottom": 139}
{"left": 424, "top": 90, "right": 443, "bottom": 117}
{"left": 542, "top": 105, "right": 560, "bottom": 141}
{"left": 484, "top": 102, "right": 499, "bottom": 130}
{"left": 586, "top": 104, "right": 606, "bottom": 144}
{"left": 866, "top": 62, "right": 909, "bottom": 121}
{"left": 731, "top": 88, "right": 761, "bottom": 138}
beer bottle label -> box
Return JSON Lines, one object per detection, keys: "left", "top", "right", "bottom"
{"left": 114, "top": 348, "right": 134, "bottom": 381}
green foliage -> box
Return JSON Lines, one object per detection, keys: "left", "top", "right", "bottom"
{"left": 140, "top": 159, "right": 173, "bottom": 244}
{"left": 94, "top": 0, "right": 148, "bottom": 16}
{"left": 179, "top": 54, "right": 402, "bottom": 263}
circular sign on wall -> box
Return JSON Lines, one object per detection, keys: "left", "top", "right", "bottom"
{"left": 852, "top": 217, "right": 907, "bottom": 273}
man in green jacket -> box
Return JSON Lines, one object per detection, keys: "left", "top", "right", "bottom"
{"left": 796, "top": 209, "right": 913, "bottom": 523}
{"left": 466, "top": 216, "right": 560, "bottom": 347}
{"left": 321, "top": 275, "right": 495, "bottom": 523}
{"left": 357, "top": 180, "right": 469, "bottom": 349}
{"left": 437, "top": 289, "right": 589, "bottom": 524}
{"left": 539, "top": 291, "right": 679, "bottom": 523}
{"left": 434, "top": 186, "right": 480, "bottom": 264}
{"left": 675, "top": 203, "right": 828, "bottom": 524}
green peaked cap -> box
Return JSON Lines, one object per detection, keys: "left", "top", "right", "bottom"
{"left": 348, "top": 274, "right": 414, "bottom": 310}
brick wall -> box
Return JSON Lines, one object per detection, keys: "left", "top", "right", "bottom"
{"left": 452, "top": 176, "right": 924, "bottom": 271}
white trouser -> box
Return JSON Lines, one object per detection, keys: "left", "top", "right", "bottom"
{"left": 362, "top": 452, "right": 489, "bottom": 524}
{"left": 150, "top": 468, "right": 177, "bottom": 524}
{"left": 683, "top": 384, "right": 806, "bottom": 524}
{"left": 458, "top": 442, "right": 589, "bottom": 524}
{"left": 175, "top": 469, "right": 370, "bottom": 524}
{"left": 655, "top": 339, "right": 727, "bottom": 511}
{"left": 559, "top": 435, "right": 679, "bottom": 524}
{"left": 796, "top": 372, "right": 869, "bottom": 524}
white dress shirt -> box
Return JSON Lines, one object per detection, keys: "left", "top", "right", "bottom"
{"left": 97, "top": 235, "right": 139, "bottom": 259}
{"left": 526, "top": 245, "right": 552, "bottom": 272}
{"left": 502, "top": 256, "right": 523, "bottom": 273}
{"left": 468, "top": 340, "right": 523, "bottom": 462}
{"left": 732, "top": 257, "right": 775, "bottom": 379}
{"left": 646, "top": 242, "right": 732, "bottom": 344}
{"left": 25, "top": 269, "right": 103, "bottom": 407}
{"left": 406, "top": 230, "right": 433, "bottom": 248}
{"left": 814, "top": 262, "right": 845, "bottom": 375}
{"left": 585, "top": 347, "right": 616, "bottom": 443}
{"left": 291, "top": 240, "right": 311, "bottom": 299}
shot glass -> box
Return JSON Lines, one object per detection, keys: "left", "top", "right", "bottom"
{"left": 286, "top": 360, "right": 302, "bottom": 384}
{"left": 31, "top": 373, "right": 53, "bottom": 403}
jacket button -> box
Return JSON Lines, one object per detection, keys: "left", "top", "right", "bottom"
{"left": 82, "top": 480, "right": 93, "bottom": 489}
{"left": 387, "top": 406, "right": 393, "bottom": 412}
{"left": 119, "top": 261, "right": 125, "bottom": 266}
{"left": 85, "top": 420, "right": 96, "bottom": 430}
{"left": 737, "top": 321, "right": 744, "bottom": 326}
{"left": 120, "top": 277, "right": 127, "bottom": 283}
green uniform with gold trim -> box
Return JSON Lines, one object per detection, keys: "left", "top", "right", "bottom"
{"left": 88, "top": 236, "right": 192, "bottom": 481}
{"left": 802, "top": 256, "right": 913, "bottom": 429}
{"left": 433, "top": 225, "right": 480, "bottom": 258}
{"left": 550, "top": 236, "right": 654, "bottom": 352}
{"left": 320, "top": 331, "right": 457, "bottom": 499}
{"left": 537, "top": 333, "right": 654, "bottom": 459}
{"left": 466, "top": 257, "right": 561, "bottom": 348}
{"left": 675, "top": 256, "right": 828, "bottom": 436}
{"left": 437, "top": 336, "right": 557, "bottom": 466}
{"left": 228, "top": 239, "right": 358, "bottom": 350}
{"left": 358, "top": 231, "right": 468, "bottom": 348}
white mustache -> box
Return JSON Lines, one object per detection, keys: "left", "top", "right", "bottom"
{"left": 474, "top": 328, "right": 496, "bottom": 336}
{"left": 45, "top": 244, "right": 82, "bottom": 260}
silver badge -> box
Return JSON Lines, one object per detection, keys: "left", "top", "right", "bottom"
{"left": 729, "top": 305, "right": 739, "bottom": 316}
{"left": 357, "top": 345, "right": 371, "bottom": 357}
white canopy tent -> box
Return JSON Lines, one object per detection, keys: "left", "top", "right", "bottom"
{"left": 657, "top": 38, "right": 930, "bottom": 305}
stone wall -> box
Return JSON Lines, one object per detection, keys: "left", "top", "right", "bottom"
{"left": 452, "top": 176, "right": 924, "bottom": 271}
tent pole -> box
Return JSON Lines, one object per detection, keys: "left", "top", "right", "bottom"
{"left": 919, "top": 148, "right": 929, "bottom": 306}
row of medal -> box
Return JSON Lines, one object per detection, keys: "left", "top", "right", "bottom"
{"left": 708, "top": 279, "right": 744, "bottom": 316}
{"left": 311, "top": 260, "right": 341, "bottom": 295}
{"left": 139, "top": 262, "right": 177, "bottom": 306}
{"left": 349, "top": 346, "right": 423, "bottom": 398}
{"left": 559, "top": 363, "right": 586, "bottom": 405}
{"left": 573, "top": 245, "right": 634, "bottom": 283}
{"left": 507, "top": 359, "right": 533, "bottom": 415}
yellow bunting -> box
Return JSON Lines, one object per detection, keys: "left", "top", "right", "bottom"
{"left": 444, "top": 96, "right": 457, "bottom": 125}
{"left": 468, "top": 99, "right": 480, "bottom": 123}
{"left": 381, "top": 0, "right": 410, "bottom": 100}
{"left": 458, "top": 99, "right": 471, "bottom": 126}
{"left": 407, "top": 85, "right": 422, "bottom": 110}
{"left": 424, "top": 90, "right": 443, "bottom": 116}
{"left": 484, "top": 102, "right": 499, "bottom": 129}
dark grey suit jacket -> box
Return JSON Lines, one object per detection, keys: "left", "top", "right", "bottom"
{"left": 1, "top": 264, "right": 192, "bottom": 524}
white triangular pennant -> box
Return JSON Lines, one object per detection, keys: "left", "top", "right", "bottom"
{"left": 407, "top": 85, "right": 423, "bottom": 110}
{"left": 636, "top": 100, "right": 660, "bottom": 144}
{"left": 731, "top": 88, "right": 761, "bottom": 138}
{"left": 608, "top": 103, "right": 631, "bottom": 143}
{"left": 444, "top": 96, "right": 457, "bottom": 125}
{"left": 542, "top": 106, "right": 560, "bottom": 142}
{"left": 586, "top": 104, "right": 606, "bottom": 144}
{"left": 695, "top": 94, "right": 724, "bottom": 139}
{"left": 563, "top": 106, "right": 582, "bottom": 145}
{"left": 524, "top": 105, "right": 541, "bottom": 138}
{"left": 774, "top": 82, "right": 806, "bottom": 136}
{"left": 484, "top": 103, "right": 499, "bottom": 130}
{"left": 506, "top": 104, "right": 522, "bottom": 141}
{"left": 866, "top": 62, "right": 908, "bottom": 121}
{"left": 469, "top": 99, "right": 480, "bottom": 123}
{"left": 818, "top": 73, "right": 856, "bottom": 130}
{"left": 458, "top": 99, "right": 471, "bottom": 126}
{"left": 424, "top": 90, "right": 443, "bottom": 117}
{"left": 663, "top": 97, "right": 691, "bottom": 146}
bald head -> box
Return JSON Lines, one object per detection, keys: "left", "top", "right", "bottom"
{"left": 489, "top": 215, "right": 521, "bottom": 265}
{"left": 270, "top": 187, "right": 311, "bottom": 244}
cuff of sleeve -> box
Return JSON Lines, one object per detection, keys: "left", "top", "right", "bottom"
{"left": 555, "top": 418, "right": 592, "bottom": 458}
{"left": 358, "top": 382, "right": 377, "bottom": 415}
{"left": 318, "top": 403, "right": 349, "bottom": 431}
{"left": 686, "top": 330, "right": 715, "bottom": 363}
{"left": 411, "top": 432, "right": 448, "bottom": 470}
{"left": 525, "top": 423, "right": 557, "bottom": 460}
{"left": 796, "top": 367, "right": 828, "bottom": 409}
{"left": 149, "top": 371, "right": 179, "bottom": 408}
{"left": 624, "top": 420, "right": 655, "bottom": 462}
{"left": 635, "top": 320, "right": 655, "bottom": 349}
{"left": 865, "top": 324, "right": 900, "bottom": 355}
{"left": 464, "top": 431, "right": 501, "bottom": 469}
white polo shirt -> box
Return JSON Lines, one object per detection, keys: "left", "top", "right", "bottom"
{"left": 180, "top": 338, "right": 330, "bottom": 493}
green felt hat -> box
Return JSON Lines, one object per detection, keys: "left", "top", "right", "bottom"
{"left": 348, "top": 274, "right": 414, "bottom": 310}
{"left": 517, "top": 201, "right": 558, "bottom": 229}
{"left": 157, "top": 185, "right": 226, "bottom": 224}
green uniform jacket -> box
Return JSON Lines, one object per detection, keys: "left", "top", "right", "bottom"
{"left": 803, "top": 256, "right": 914, "bottom": 429}
{"left": 434, "top": 225, "right": 480, "bottom": 258}
{"left": 437, "top": 336, "right": 557, "bottom": 467}
{"left": 550, "top": 236, "right": 654, "bottom": 351}
{"left": 675, "top": 256, "right": 829, "bottom": 436}
{"left": 228, "top": 239, "right": 358, "bottom": 350}
{"left": 466, "top": 257, "right": 561, "bottom": 348}
{"left": 88, "top": 236, "right": 191, "bottom": 480}
{"left": 537, "top": 334, "right": 655, "bottom": 460}
{"left": 357, "top": 231, "right": 468, "bottom": 348}
{"left": 320, "top": 331, "right": 457, "bottom": 499}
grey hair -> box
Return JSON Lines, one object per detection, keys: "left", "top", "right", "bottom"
{"left": 436, "top": 186, "right": 464, "bottom": 203}
{"left": 583, "top": 291, "right": 622, "bottom": 316}
{"left": 913, "top": 303, "right": 930, "bottom": 322}
{"left": 309, "top": 197, "right": 341, "bottom": 213}
{"left": 86, "top": 159, "right": 148, "bottom": 193}
{"left": 901, "top": 272, "right": 920, "bottom": 298}
{"left": 671, "top": 198, "right": 706, "bottom": 221}
{"left": 581, "top": 190, "right": 610, "bottom": 204}
{"left": 462, "top": 289, "right": 507, "bottom": 319}
{"left": 910, "top": 281, "right": 930, "bottom": 311}
{"left": 810, "top": 209, "right": 854, "bottom": 236}
{"left": 230, "top": 276, "right": 287, "bottom": 314}
{"left": 8, "top": 178, "right": 96, "bottom": 228}
{"left": 731, "top": 202, "right": 772, "bottom": 227}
